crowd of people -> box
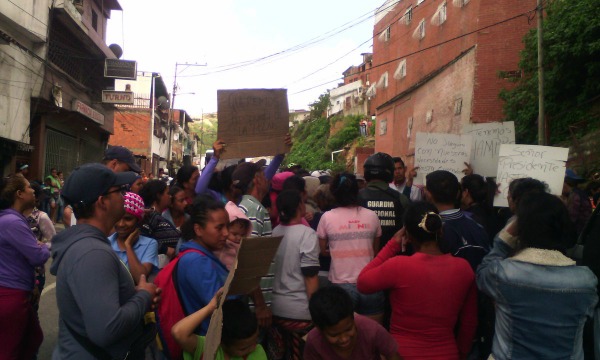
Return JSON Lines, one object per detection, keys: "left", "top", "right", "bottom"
{"left": 1, "top": 140, "right": 599, "bottom": 360}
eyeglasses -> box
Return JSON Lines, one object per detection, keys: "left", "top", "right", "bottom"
{"left": 103, "top": 185, "right": 128, "bottom": 197}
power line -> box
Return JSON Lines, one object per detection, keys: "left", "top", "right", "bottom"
{"left": 176, "top": 1, "right": 403, "bottom": 78}
{"left": 290, "top": 5, "right": 538, "bottom": 95}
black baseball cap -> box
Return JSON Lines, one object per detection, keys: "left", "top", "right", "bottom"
{"left": 103, "top": 146, "right": 141, "bottom": 173}
{"left": 62, "top": 163, "right": 137, "bottom": 206}
{"left": 231, "top": 159, "right": 267, "bottom": 190}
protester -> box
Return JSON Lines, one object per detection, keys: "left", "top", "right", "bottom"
{"left": 162, "top": 186, "right": 190, "bottom": 230}
{"left": 269, "top": 190, "right": 320, "bottom": 359}
{"left": 310, "top": 184, "right": 336, "bottom": 287}
{"left": 171, "top": 289, "right": 267, "bottom": 360}
{"left": 390, "top": 157, "right": 423, "bottom": 201}
{"left": 25, "top": 182, "right": 56, "bottom": 245}
{"left": 176, "top": 196, "right": 230, "bottom": 335}
{"left": 0, "top": 175, "right": 51, "bottom": 359}
{"left": 460, "top": 174, "right": 501, "bottom": 240}
{"left": 562, "top": 169, "right": 592, "bottom": 236}
{"left": 176, "top": 165, "right": 200, "bottom": 206}
{"left": 358, "top": 152, "right": 408, "bottom": 251}
{"left": 129, "top": 173, "right": 144, "bottom": 194}
{"left": 303, "top": 175, "right": 321, "bottom": 216}
{"left": 304, "top": 286, "right": 400, "bottom": 360}
{"left": 50, "top": 163, "right": 159, "bottom": 359}
{"left": 139, "top": 179, "right": 180, "bottom": 262}
{"left": 425, "top": 170, "right": 489, "bottom": 270}
{"left": 477, "top": 192, "right": 598, "bottom": 359}
{"left": 268, "top": 171, "right": 294, "bottom": 228}
{"left": 45, "top": 167, "right": 62, "bottom": 223}
{"left": 102, "top": 145, "right": 142, "bottom": 173}
{"left": 213, "top": 201, "right": 252, "bottom": 270}
{"left": 357, "top": 202, "right": 478, "bottom": 359}
{"left": 317, "top": 173, "right": 384, "bottom": 324}
{"left": 108, "top": 192, "right": 158, "bottom": 284}
{"left": 234, "top": 160, "right": 274, "bottom": 327}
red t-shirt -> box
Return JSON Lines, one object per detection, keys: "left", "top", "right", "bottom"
{"left": 357, "top": 240, "right": 478, "bottom": 360}
{"left": 304, "top": 314, "right": 398, "bottom": 360}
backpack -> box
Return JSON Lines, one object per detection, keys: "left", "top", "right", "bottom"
{"left": 154, "top": 248, "right": 205, "bottom": 360}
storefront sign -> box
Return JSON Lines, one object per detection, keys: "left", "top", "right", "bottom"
{"left": 104, "top": 59, "right": 137, "bottom": 80}
{"left": 73, "top": 100, "right": 105, "bottom": 125}
{"left": 102, "top": 90, "right": 134, "bottom": 104}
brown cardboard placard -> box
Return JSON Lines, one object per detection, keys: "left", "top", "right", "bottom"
{"left": 204, "top": 235, "right": 283, "bottom": 359}
{"left": 217, "top": 89, "right": 290, "bottom": 159}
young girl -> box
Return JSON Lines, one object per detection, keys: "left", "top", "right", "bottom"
{"left": 172, "top": 288, "right": 267, "bottom": 360}
{"left": 162, "top": 186, "right": 190, "bottom": 230}
{"left": 213, "top": 201, "right": 252, "bottom": 270}
{"left": 177, "top": 197, "right": 230, "bottom": 335}
{"left": 269, "top": 189, "right": 320, "bottom": 359}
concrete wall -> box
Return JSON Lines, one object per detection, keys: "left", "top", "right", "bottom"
{"left": 0, "top": 0, "right": 50, "bottom": 143}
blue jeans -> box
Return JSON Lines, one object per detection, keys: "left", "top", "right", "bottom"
{"left": 335, "top": 283, "right": 384, "bottom": 315}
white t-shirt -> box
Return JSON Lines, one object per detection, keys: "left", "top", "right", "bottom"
{"left": 317, "top": 206, "right": 381, "bottom": 284}
{"left": 271, "top": 224, "right": 320, "bottom": 320}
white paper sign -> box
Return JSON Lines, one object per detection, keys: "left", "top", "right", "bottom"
{"left": 414, "top": 132, "right": 472, "bottom": 185}
{"left": 463, "top": 121, "right": 515, "bottom": 177}
{"left": 494, "top": 144, "right": 569, "bottom": 207}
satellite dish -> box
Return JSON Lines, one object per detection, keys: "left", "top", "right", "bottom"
{"left": 157, "top": 96, "right": 169, "bottom": 110}
{"left": 109, "top": 44, "right": 123, "bottom": 59}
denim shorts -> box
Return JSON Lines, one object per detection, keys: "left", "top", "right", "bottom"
{"left": 335, "top": 283, "right": 384, "bottom": 315}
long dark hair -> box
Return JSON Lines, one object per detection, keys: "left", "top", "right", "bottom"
{"left": 330, "top": 173, "right": 358, "bottom": 207}
{"left": 0, "top": 175, "right": 27, "bottom": 209}
{"left": 139, "top": 179, "right": 167, "bottom": 208}
{"left": 276, "top": 190, "right": 302, "bottom": 224}
{"left": 404, "top": 202, "right": 443, "bottom": 244}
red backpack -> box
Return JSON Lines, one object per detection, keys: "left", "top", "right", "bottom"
{"left": 154, "top": 248, "right": 204, "bottom": 360}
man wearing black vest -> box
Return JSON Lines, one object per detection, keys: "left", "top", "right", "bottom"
{"left": 358, "top": 153, "right": 409, "bottom": 252}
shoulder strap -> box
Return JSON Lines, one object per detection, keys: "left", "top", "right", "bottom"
{"left": 172, "top": 248, "right": 205, "bottom": 316}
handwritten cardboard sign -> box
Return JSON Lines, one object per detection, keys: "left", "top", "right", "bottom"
{"left": 494, "top": 144, "right": 569, "bottom": 207}
{"left": 217, "top": 89, "right": 289, "bottom": 159}
{"left": 414, "top": 132, "right": 472, "bottom": 185}
{"left": 204, "top": 235, "right": 283, "bottom": 359}
{"left": 463, "top": 121, "right": 515, "bottom": 177}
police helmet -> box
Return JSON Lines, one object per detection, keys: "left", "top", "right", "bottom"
{"left": 363, "top": 152, "right": 395, "bottom": 183}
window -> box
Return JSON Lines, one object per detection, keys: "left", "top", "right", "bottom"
{"left": 452, "top": 0, "right": 470, "bottom": 7}
{"left": 379, "top": 119, "right": 388, "bottom": 136}
{"left": 404, "top": 7, "right": 413, "bottom": 25}
{"left": 377, "top": 72, "right": 389, "bottom": 88}
{"left": 417, "top": 0, "right": 424, "bottom": 5}
{"left": 91, "top": 10, "right": 98, "bottom": 31}
{"left": 454, "top": 98, "right": 463, "bottom": 115}
{"left": 384, "top": 27, "right": 391, "bottom": 41}
{"left": 394, "top": 59, "right": 407, "bottom": 79}
{"left": 439, "top": 3, "right": 447, "bottom": 24}
{"left": 414, "top": 19, "right": 425, "bottom": 39}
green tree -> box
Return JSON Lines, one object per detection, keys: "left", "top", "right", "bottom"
{"left": 500, "top": 0, "right": 600, "bottom": 144}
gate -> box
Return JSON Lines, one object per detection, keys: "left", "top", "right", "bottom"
{"left": 45, "top": 129, "right": 78, "bottom": 178}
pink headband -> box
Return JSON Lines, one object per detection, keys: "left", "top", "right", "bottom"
{"left": 124, "top": 192, "right": 145, "bottom": 221}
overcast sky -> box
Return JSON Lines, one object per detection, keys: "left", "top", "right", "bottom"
{"left": 106, "top": 0, "right": 382, "bottom": 117}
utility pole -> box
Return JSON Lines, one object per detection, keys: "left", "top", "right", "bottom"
{"left": 537, "top": 0, "right": 545, "bottom": 145}
{"left": 169, "top": 62, "right": 206, "bottom": 173}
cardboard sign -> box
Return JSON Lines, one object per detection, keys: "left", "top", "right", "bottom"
{"left": 217, "top": 89, "right": 290, "bottom": 159}
{"left": 414, "top": 132, "right": 472, "bottom": 185}
{"left": 463, "top": 121, "right": 515, "bottom": 177}
{"left": 204, "top": 235, "right": 283, "bottom": 359}
{"left": 494, "top": 144, "right": 569, "bottom": 207}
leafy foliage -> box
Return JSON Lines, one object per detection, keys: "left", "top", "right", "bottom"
{"left": 500, "top": 0, "right": 600, "bottom": 144}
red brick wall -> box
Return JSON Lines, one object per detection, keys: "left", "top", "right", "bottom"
{"left": 355, "top": 147, "right": 375, "bottom": 175}
{"left": 109, "top": 109, "right": 151, "bottom": 157}
{"left": 371, "top": 0, "right": 535, "bottom": 157}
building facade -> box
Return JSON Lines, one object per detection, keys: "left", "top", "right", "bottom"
{"left": 1, "top": 0, "right": 124, "bottom": 180}
{"left": 112, "top": 72, "right": 195, "bottom": 175}
{"left": 370, "top": 0, "right": 535, "bottom": 162}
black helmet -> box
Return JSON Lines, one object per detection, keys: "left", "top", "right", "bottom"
{"left": 363, "top": 152, "right": 395, "bottom": 183}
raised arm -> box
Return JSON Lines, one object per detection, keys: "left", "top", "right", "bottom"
{"left": 172, "top": 288, "right": 223, "bottom": 354}
{"left": 195, "top": 140, "right": 225, "bottom": 195}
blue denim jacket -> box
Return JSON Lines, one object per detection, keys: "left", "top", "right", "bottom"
{"left": 477, "top": 229, "right": 598, "bottom": 360}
